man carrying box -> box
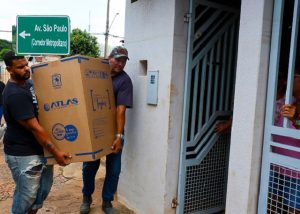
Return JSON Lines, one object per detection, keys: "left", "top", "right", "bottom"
{"left": 3, "top": 51, "right": 71, "bottom": 214}
{"left": 80, "top": 46, "right": 133, "bottom": 214}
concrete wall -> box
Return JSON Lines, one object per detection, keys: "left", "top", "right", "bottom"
{"left": 226, "top": 0, "right": 273, "bottom": 213}
{"left": 118, "top": 0, "right": 188, "bottom": 213}
{"left": 164, "top": 0, "right": 188, "bottom": 213}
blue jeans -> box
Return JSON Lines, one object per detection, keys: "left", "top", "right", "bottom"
{"left": 5, "top": 154, "right": 53, "bottom": 214}
{"left": 82, "top": 149, "right": 123, "bottom": 201}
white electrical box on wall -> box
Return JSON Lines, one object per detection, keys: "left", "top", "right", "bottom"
{"left": 147, "top": 70, "right": 159, "bottom": 105}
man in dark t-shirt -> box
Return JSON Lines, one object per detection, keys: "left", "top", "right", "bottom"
{"left": 3, "top": 51, "right": 71, "bottom": 214}
{"left": 3, "top": 79, "right": 44, "bottom": 156}
{"left": 80, "top": 46, "right": 133, "bottom": 214}
{"left": 0, "top": 80, "right": 5, "bottom": 122}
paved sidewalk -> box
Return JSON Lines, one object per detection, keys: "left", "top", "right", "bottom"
{"left": 0, "top": 143, "right": 134, "bottom": 214}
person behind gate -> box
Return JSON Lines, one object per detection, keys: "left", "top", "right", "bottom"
{"left": 273, "top": 68, "right": 300, "bottom": 213}
{"left": 80, "top": 46, "right": 133, "bottom": 214}
{"left": 282, "top": 68, "right": 300, "bottom": 129}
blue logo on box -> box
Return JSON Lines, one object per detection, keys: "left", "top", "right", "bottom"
{"left": 44, "top": 103, "right": 51, "bottom": 112}
{"left": 52, "top": 74, "right": 62, "bottom": 89}
{"left": 43, "top": 98, "right": 78, "bottom": 112}
{"left": 84, "top": 70, "right": 109, "bottom": 79}
{"left": 52, "top": 123, "right": 78, "bottom": 142}
{"left": 64, "top": 125, "right": 78, "bottom": 142}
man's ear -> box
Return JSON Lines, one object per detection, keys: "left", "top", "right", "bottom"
{"left": 6, "top": 66, "right": 11, "bottom": 73}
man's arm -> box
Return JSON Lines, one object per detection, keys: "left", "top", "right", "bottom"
{"left": 111, "top": 105, "right": 126, "bottom": 153}
{"left": 18, "top": 117, "right": 71, "bottom": 166}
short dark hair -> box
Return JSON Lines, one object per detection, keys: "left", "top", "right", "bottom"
{"left": 3, "top": 51, "right": 25, "bottom": 66}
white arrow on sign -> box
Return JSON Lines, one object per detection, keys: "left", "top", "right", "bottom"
{"left": 19, "top": 31, "right": 31, "bottom": 39}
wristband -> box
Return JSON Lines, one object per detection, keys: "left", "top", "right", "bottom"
{"left": 116, "top": 133, "right": 124, "bottom": 140}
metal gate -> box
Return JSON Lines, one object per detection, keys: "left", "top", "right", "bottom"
{"left": 177, "top": 1, "right": 240, "bottom": 213}
{"left": 258, "top": 0, "right": 300, "bottom": 213}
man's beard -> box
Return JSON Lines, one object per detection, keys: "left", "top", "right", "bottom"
{"left": 12, "top": 72, "right": 30, "bottom": 81}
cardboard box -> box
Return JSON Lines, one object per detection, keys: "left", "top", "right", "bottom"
{"left": 31, "top": 55, "right": 116, "bottom": 164}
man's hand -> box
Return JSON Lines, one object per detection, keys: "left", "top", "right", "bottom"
{"left": 54, "top": 151, "right": 72, "bottom": 166}
{"left": 111, "top": 138, "right": 123, "bottom": 154}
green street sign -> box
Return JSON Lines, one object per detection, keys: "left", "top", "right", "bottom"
{"left": 17, "top": 15, "right": 70, "bottom": 55}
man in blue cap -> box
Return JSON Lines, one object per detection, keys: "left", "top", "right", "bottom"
{"left": 80, "top": 46, "right": 133, "bottom": 214}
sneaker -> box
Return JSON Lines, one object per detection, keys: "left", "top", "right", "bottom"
{"left": 102, "top": 201, "right": 117, "bottom": 214}
{"left": 80, "top": 195, "right": 92, "bottom": 214}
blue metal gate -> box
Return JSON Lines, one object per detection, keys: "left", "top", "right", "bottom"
{"left": 177, "top": 1, "right": 240, "bottom": 213}
{"left": 258, "top": 0, "right": 300, "bottom": 213}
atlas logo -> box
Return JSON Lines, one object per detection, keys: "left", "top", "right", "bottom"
{"left": 44, "top": 98, "right": 79, "bottom": 112}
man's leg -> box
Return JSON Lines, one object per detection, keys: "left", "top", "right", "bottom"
{"left": 80, "top": 159, "right": 100, "bottom": 214}
{"left": 5, "top": 155, "right": 45, "bottom": 214}
{"left": 30, "top": 164, "right": 54, "bottom": 211}
{"left": 102, "top": 150, "right": 122, "bottom": 212}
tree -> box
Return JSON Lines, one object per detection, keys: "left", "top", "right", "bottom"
{"left": 0, "top": 39, "right": 12, "bottom": 51}
{"left": 0, "top": 48, "right": 10, "bottom": 60}
{"left": 70, "top": 28, "right": 100, "bottom": 57}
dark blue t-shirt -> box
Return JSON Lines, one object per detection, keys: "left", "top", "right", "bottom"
{"left": 112, "top": 70, "right": 133, "bottom": 108}
{"left": 3, "top": 80, "right": 43, "bottom": 156}
{"left": 0, "top": 81, "right": 5, "bottom": 105}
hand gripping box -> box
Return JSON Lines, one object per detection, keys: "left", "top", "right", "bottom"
{"left": 31, "top": 55, "right": 116, "bottom": 164}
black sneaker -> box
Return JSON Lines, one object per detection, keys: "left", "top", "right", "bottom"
{"left": 80, "top": 195, "right": 92, "bottom": 214}
{"left": 102, "top": 201, "right": 118, "bottom": 214}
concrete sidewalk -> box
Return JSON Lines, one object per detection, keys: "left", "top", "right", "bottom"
{"left": 0, "top": 143, "right": 135, "bottom": 214}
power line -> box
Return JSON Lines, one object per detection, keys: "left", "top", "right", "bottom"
{"left": 91, "top": 32, "right": 123, "bottom": 39}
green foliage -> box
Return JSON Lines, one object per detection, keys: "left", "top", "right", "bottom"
{"left": 0, "top": 39, "right": 12, "bottom": 51}
{"left": 0, "top": 38, "right": 12, "bottom": 60}
{"left": 70, "top": 28, "right": 100, "bottom": 57}
{"left": 0, "top": 48, "right": 10, "bottom": 60}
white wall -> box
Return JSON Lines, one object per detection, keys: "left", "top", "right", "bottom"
{"left": 164, "top": 0, "right": 188, "bottom": 213}
{"left": 226, "top": 0, "right": 273, "bottom": 213}
{"left": 118, "top": 0, "right": 188, "bottom": 213}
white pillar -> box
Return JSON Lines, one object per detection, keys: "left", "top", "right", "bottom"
{"left": 226, "top": 0, "right": 273, "bottom": 213}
